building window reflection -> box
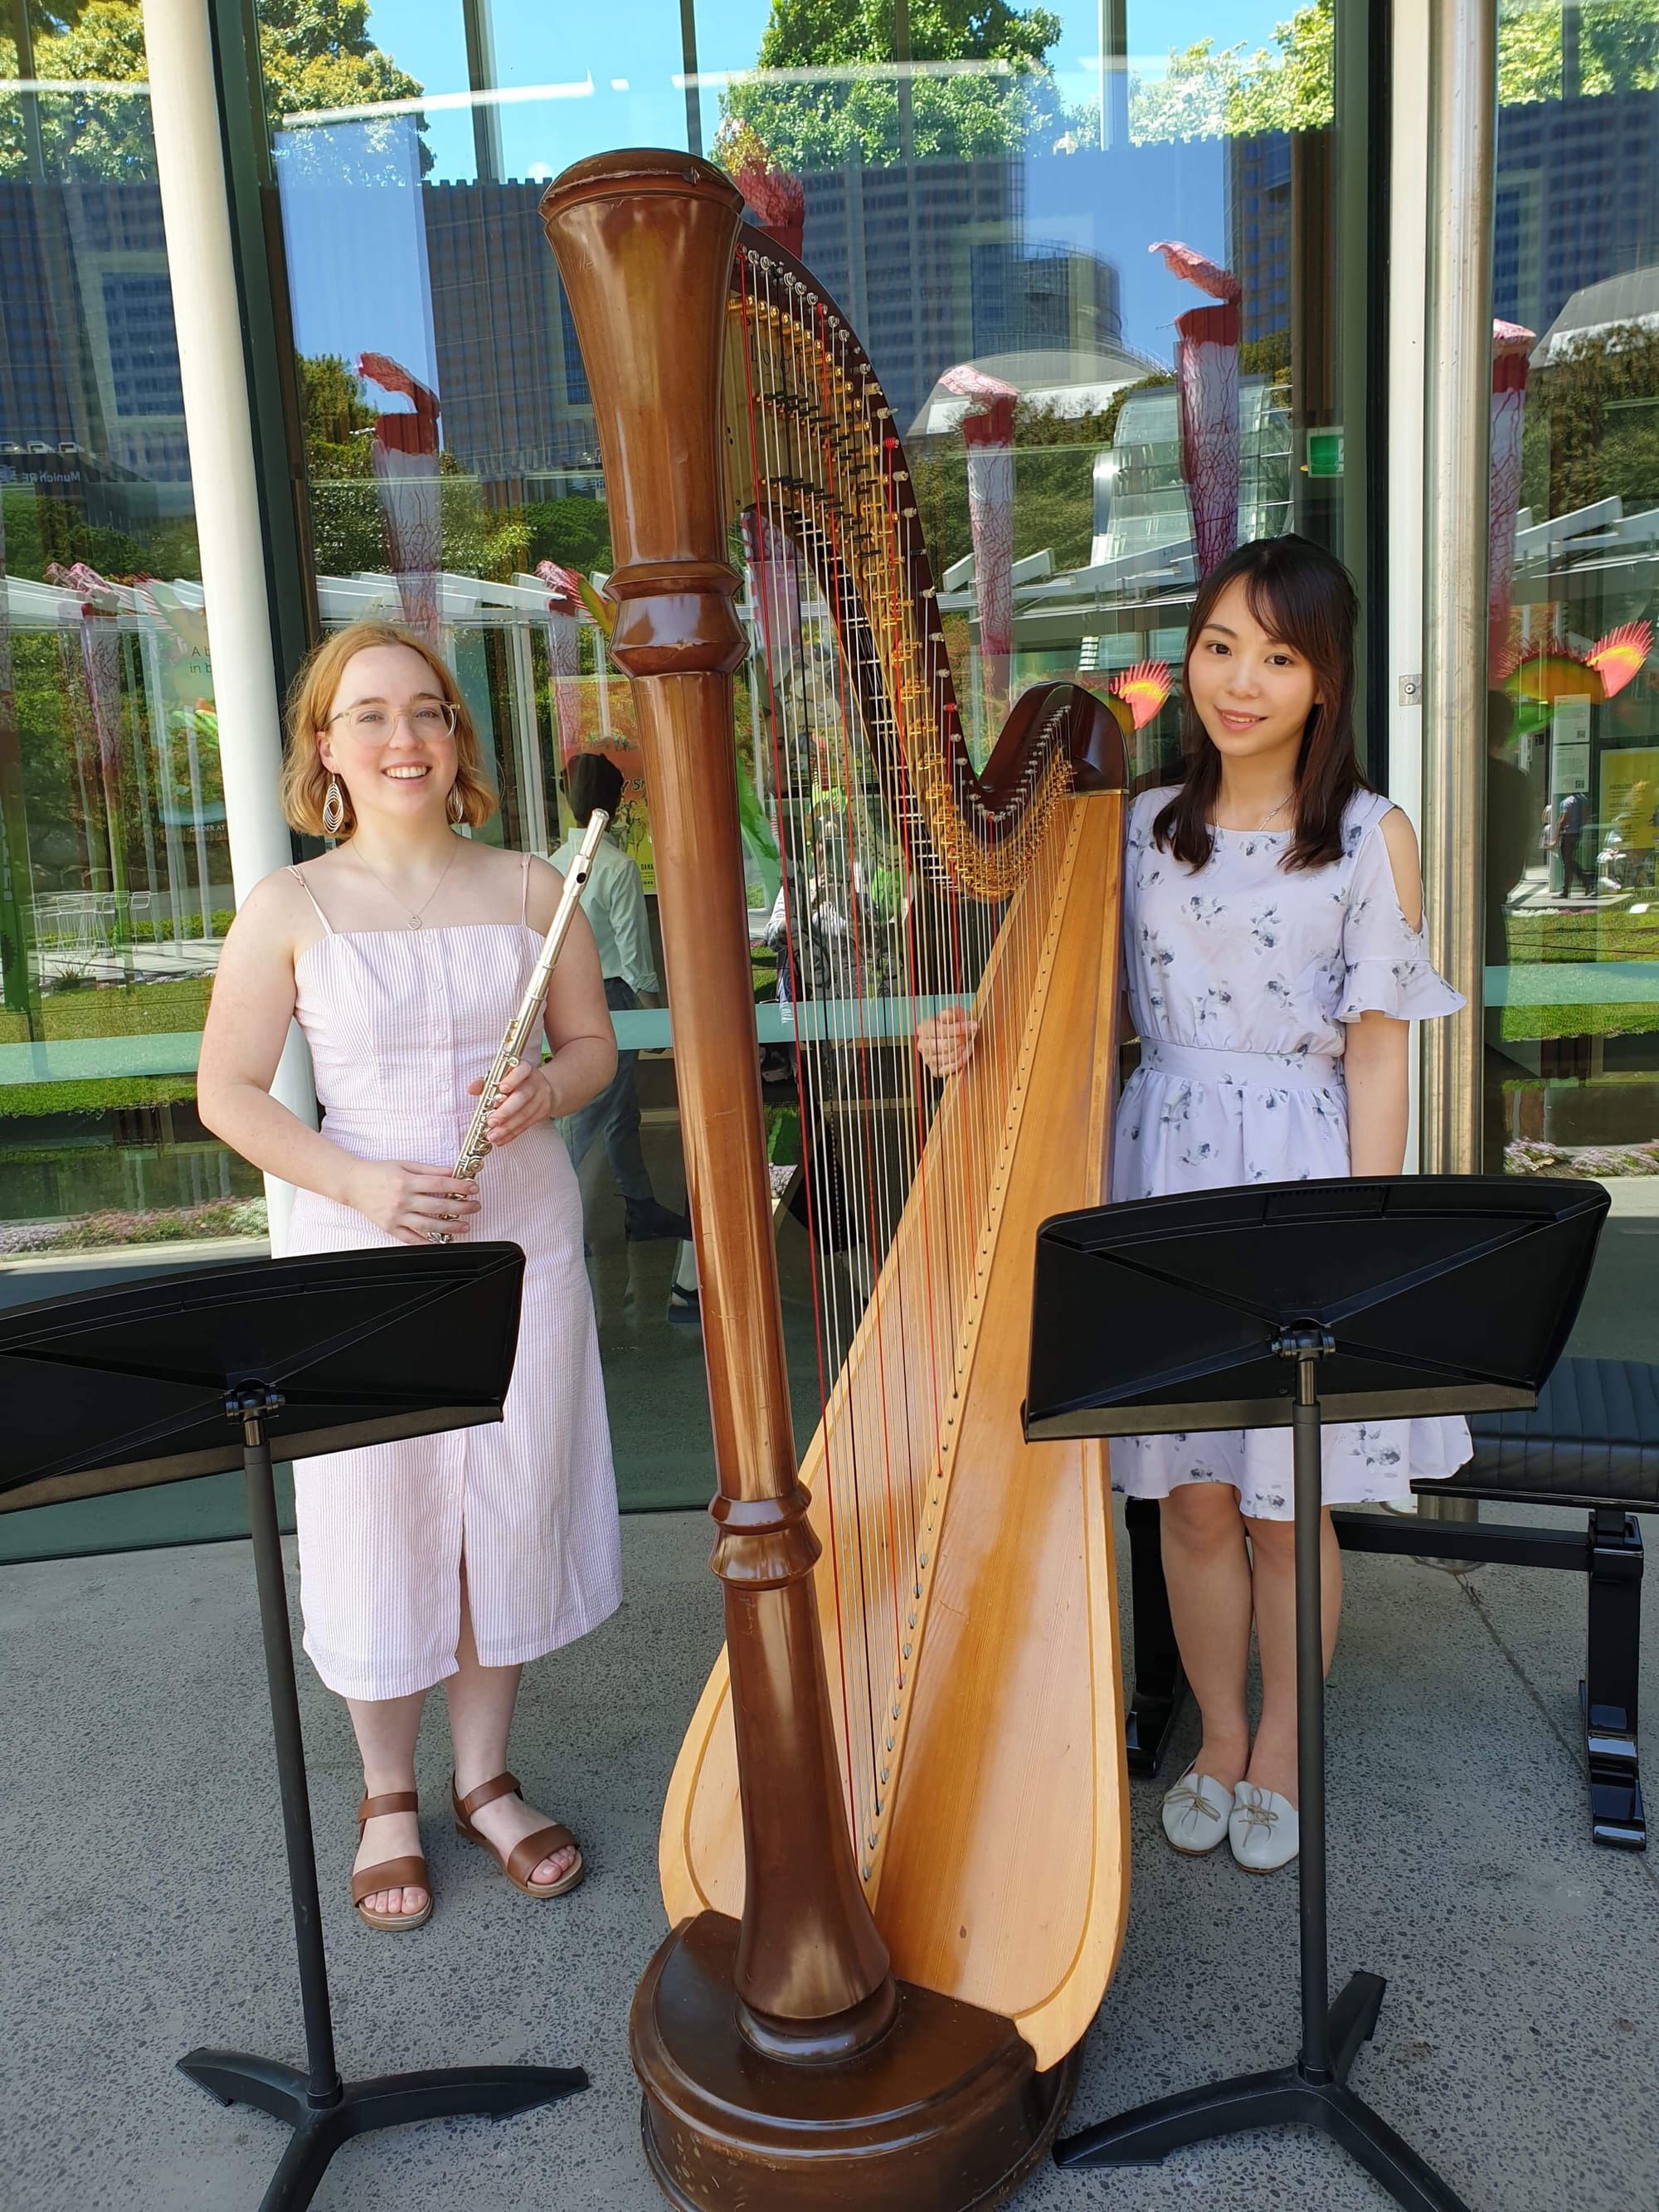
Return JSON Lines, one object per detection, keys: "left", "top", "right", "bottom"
{"left": 1484, "top": 2, "right": 1659, "bottom": 1198}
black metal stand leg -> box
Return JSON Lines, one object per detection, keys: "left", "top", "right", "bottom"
{"left": 178, "top": 1417, "right": 586, "bottom": 2212}
{"left": 1124, "top": 1496, "right": 1188, "bottom": 1776}
{"left": 1056, "top": 1343, "right": 1472, "bottom": 2212}
{"left": 179, "top": 2051, "right": 588, "bottom": 2212}
{"left": 1584, "top": 1509, "right": 1645, "bottom": 1850}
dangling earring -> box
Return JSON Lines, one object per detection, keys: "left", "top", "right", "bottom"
{"left": 447, "top": 783, "right": 465, "bottom": 827}
{"left": 321, "top": 775, "right": 347, "bottom": 838}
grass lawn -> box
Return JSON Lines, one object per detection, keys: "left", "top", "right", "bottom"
{"left": 1501, "top": 904, "right": 1659, "bottom": 1042}
{"left": 0, "top": 975, "right": 212, "bottom": 1045}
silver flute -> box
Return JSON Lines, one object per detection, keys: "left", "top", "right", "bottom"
{"left": 433, "top": 808, "right": 611, "bottom": 1239}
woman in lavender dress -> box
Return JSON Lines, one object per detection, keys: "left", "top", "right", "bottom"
{"left": 927, "top": 537, "right": 1468, "bottom": 1874}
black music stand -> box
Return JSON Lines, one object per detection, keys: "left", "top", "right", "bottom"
{"left": 0, "top": 1243, "right": 586, "bottom": 2212}
{"left": 1024, "top": 1175, "right": 1608, "bottom": 2212}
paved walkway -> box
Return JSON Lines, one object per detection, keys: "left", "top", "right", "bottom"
{"left": 3, "top": 1505, "right": 1656, "bottom": 2210}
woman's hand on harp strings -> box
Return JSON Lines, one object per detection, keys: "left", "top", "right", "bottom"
{"left": 469, "top": 1057, "right": 558, "bottom": 1147}
{"left": 346, "top": 1160, "right": 480, "bottom": 1246}
{"left": 917, "top": 1006, "right": 979, "bottom": 1080}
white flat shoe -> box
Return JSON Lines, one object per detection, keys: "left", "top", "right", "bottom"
{"left": 1160, "top": 1769, "right": 1233, "bottom": 1855}
{"left": 1230, "top": 1782, "right": 1299, "bottom": 1873}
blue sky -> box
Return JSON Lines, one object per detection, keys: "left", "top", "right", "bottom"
{"left": 275, "top": 3, "right": 1287, "bottom": 396}
{"left": 324, "top": 2, "right": 1294, "bottom": 185}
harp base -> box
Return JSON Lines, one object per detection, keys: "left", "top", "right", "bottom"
{"left": 632, "top": 1912, "right": 1077, "bottom": 2211}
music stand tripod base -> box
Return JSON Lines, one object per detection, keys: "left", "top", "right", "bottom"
{"left": 178, "top": 2051, "right": 586, "bottom": 2212}
{"left": 1026, "top": 1177, "right": 1608, "bottom": 2212}
{"left": 1053, "top": 1332, "right": 1471, "bottom": 2212}
{"left": 183, "top": 1384, "right": 586, "bottom": 2212}
{"left": 0, "top": 1247, "right": 591, "bottom": 2212}
{"left": 1056, "top": 1973, "right": 1471, "bottom": 2211}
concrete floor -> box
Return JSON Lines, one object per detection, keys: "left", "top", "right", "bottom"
{"left": 3, "top": 1501, "right": 1657, "bottom": 2212}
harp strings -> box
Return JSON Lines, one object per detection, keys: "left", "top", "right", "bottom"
{"left": 734, "top": 248, "right": 1078, "bottom": 1873}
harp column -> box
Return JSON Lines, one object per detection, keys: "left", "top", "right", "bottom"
{"left": 542, "top": 153, "right": 896, "bottom": 2056}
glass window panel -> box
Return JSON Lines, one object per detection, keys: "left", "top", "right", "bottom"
{"left": 1483, "top": 0, "right": 1659, "bottom": 1362}
{"left": 0, "top": 32, "right": 255, "bottom": 1268}
{"left": 250, "top": 0, "right": 1374, "bottom": 1513}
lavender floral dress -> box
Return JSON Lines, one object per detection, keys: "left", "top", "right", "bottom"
{"left": 1110, "top": 785, "right": 1473, "bottom": 1519}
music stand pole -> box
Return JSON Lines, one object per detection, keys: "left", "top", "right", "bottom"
{"left": 179, "top": 1388, "right": 585, "bottom": 2212}
{"left": 1057, "top": 1326, "right": 1467, "bottom": 2210}
{"left": 1290, "top": 1333, "right": 1335, "bottom": 2087}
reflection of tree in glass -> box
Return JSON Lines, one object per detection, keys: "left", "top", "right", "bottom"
{"left": 1124, "top": 0, "right": 1334, "bottom": 143}
{"left": 717, "top": 0, "right": 1078, "bottom": 169}
{"left": 1522, "top": 325, "right": 1659, "bottom": 523}
{"left": 1125, "top": 0, "right": 1658, "bottom": 146}
{"left": 1497, "top": 0, "right": 1658, "bottom": 105}
{"left": 296, "top": 354, "right": 529, "bottom": 581}
{"left": 0, "top": 0, "right": 425, "bottom": 180}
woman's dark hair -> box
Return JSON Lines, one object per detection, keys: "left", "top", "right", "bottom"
{"left": 566, "top": 750, "right": 624, "bottom": 824}
{"left": 1153, "top": 534, "right": 1368, "bottom": 873}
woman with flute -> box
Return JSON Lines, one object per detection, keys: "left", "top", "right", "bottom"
{"left": 199, "top": 619, "right": 623, "bottom": 1932}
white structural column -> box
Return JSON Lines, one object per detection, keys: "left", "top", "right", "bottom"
{"left": 142, "top": 0, "right": 316, "bottom": 1242}
{"left": 1388, "top": 0, "right": 1431, "bottom": 1170}
{"left": 1420, "top": 0, "right": 1497, "bottom": 1173}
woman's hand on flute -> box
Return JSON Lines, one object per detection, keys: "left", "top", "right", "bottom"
{"left": 469, "top": 1057, "right": 558, "bottom": 1147}
{"left": 346, "top": 1160, "right": 480, "bottom": 1245}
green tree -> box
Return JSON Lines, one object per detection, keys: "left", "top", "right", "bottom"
{"left": 1521, "top": 324, "right": 1659, "bottom": 522}
{"left": 1123, "top": 0, "right": 1659, "bottom": 146}
{"left": 0, "top": 0, "right": 422, "bottom": 181}
{"left": 1498, "top": 0, "right": 1659, "bottom": 105}
{"left": 1126, "top": 1, "right": 1332, "bottom": 143}
{"left": 296, "top": 353, "right": 529, "bottom": 582}
{"left": 716, "top": 0, "right": 1077, "bottom": 171}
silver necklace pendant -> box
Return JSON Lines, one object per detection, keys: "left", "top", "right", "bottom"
{"left": 409, "top": 914, "right": 423, "bottom": 928}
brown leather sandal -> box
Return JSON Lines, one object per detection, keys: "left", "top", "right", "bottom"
{"left": 451, "top": 1771, "right": 585, "bottom": 1898}
{"left": 351, "top": 1790, "right": 432, "bottom": 1932}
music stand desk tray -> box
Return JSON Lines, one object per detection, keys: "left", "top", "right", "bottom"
{"left": 1024, "top": 1175, "right": 1608, "bottom": 1442}
{"left": 0, "top": 1242, "right": 526, "bottom": 1513}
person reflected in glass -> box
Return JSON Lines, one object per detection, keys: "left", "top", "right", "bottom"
{"left": 766, "top": 814, "right": 898, "bottom": 1284}
{"left": 1555, "top": 786, "right": 1596, "bottom": 901}
{"left": 555, "top": 752, "right": 688, "bottom": 1247}
{"left": 197, "top": 620, "right": 622, "bottom": 1932}
{"left": 1486, "top": 690, "right": 1535, "bottom": 964}
{"left": 922, "top": 538, "right": 1471, "bottom": 1875}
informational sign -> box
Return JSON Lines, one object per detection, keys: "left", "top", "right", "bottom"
{"left": 1598, "top": 746, "right": 1659, "bottom": 852}
{"left": 1550, "top": 695, "right": 1591, "bottom": 802}
{"left": 1306, "top": 429, "right": 1345, "bottom": 479}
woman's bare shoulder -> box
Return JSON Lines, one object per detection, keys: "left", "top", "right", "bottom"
{"left": 207, "top": 865, "right": 317, "bottom": 973}
{"left": 235, "top": 863, "right": 314, "bottom": 933}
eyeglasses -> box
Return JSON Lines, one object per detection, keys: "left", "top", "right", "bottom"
{"left": 328, "top": 702, "right": 459, "bottom": 739}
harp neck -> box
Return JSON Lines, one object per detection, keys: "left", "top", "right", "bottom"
{"left": 542, "top": 151, "right": 746, "bottom": 679}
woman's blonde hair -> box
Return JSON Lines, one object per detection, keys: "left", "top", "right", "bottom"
{"left": 280, "top": 619, "right": 499, "bottom": 837}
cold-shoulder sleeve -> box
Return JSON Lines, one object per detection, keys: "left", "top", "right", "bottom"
{"left": 1336, "top": 809, "right": 1466, "bottom": 1023}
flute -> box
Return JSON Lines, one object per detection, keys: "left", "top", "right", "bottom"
{"left": 434, "top": 809, "right": 611, "bottom": 1238}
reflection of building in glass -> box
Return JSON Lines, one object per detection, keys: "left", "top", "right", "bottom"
{"left": 1495, "top": 89, "right": 1659, "bottom": 337}
{"left": 796, "top": 158, "right": 1121, "bottom": 428}
{"left": 0, "top": 182, "right": 190, "bottom": 514}
{"left": 421, "top": 179, "right": 595, "bottom": 484}
{"left": 394, "top": 170, "right": 1122, "bottom": 490}
{"left": 1228, "top": 134, "right": 1293, "bottom": 348}
{"left": 1092, "top": 379, "right": 1292, "bottom": 573}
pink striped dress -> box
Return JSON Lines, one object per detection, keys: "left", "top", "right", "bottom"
{"left": 274, "top": 857, "right": 622, "bottom": 1701}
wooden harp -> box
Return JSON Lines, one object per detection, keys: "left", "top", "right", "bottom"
{"left": 542, "top": 150, "right": 1130, "bottom": 2210}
